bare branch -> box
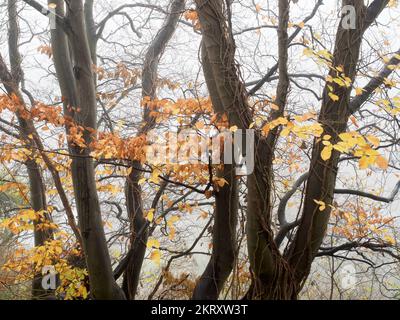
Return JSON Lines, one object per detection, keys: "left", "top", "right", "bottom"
{"left": 350, "top": 48, "right": 400, "bottom": 114}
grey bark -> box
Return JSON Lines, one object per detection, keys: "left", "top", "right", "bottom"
{"left": 46, "top": 0, "right": 124, "bottom": 299}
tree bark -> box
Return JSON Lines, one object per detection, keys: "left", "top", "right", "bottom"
{"left": 47, "top": 0, "right": 124, "bottom": 299}
{"left": 192, "top": 163, "right": 238, "bottom": 300}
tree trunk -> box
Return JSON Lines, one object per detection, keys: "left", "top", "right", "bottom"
{"left": 2, "top": 0, "right": 55, "bottom": 299}
{"left": 27, "top": 160, "right": 56, "bottom": 299}
{"left": 192, "top": 163, "right": 238, "bottom": 299}
{"left": 286, "top": 0, "right": 377, "bottom": 295}
{"left": 48, "top": 0, "right": 124, "bottom": 299}
{"left": 122, "top": 0, "right": 185, "bottom": 299}
{"left": 122, "top": 160, "right": 148, "bottom": 299}
{"left": 193, "top": 0, "right": 251, "bottom": 299}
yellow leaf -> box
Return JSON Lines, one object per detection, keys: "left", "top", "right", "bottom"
{"left": 384, "top": 235, "right": 395, "bottom": 245}
{"left": 149, "top": 169, "right": 161, "bottom": 184}
{"left": 388, "top": 0, "right": 398, "bottom": 8}
{"left": 55, "top": 246, "right": 63, "bottom": 255}
{"left": 150, "top": 250, "right": 161, "bottom": 265}
{"left": 316, "top": 50, "right": 332, "bottom": 60}
{"left": 355, "top": 87, "right": 364, "bottom": 96}
{"left": 376, "top": 155, "right": 389, "bottom": 170}
{"left": 147, "top": 238, "right": 160, "bottom": 249}
{"left": 167, "top": 215, "right": 180, "bottom": 227}
{"left": 323, "top": 135, "right": 331, "bottom": 141}
{"left": 366, "top": 135, "right": 380, "bottom": 148}
{"left": 333, "top": 77, "right": 346, "bottom": 87}
{"left": 146, "top": 209, "right": 155, "bottom": 222}
{"left": 313, "top": 200, "right": 326, "bottom": 211}
{"left": 336, "top": 66, "right": 344, "bottom": 72}
{"left": 78, "top": 285, "right": 88, "bottom": 299}
{"left": 168, "top": 226, "right": 176, "bottom": 240}
{"left": 303, "top": 48, "right": 313, "bottom": 57}
{"left": 328, "top": 92, "right": 339, "bottom": 102}
{"left": 280, "top": 127, "right": 291, "bottom": 137}
{"left": 359, "top": 156, "right": 370, "bottom": 169}
{"left": 321, "top": 145, "right": 333, "bottom": 161}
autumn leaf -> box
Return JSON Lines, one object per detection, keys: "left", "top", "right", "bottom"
{"left": 297, "top": 21, "right": 305, "bottom": 29}
{"left": 303, "top": 47, "right": 313, "bottom": 57}
{"left": 350, "top": 115, "right": 359, "bottom": 128}
{"left": 150, "top": 250, "right": 161, "bottom": 265}
{"left": 147, "top": 238, "right": 160, "bottom": 249}
{"left": 214, "top": 177, "right": 229, "bottom": 188}
{"left": 167, "top": 215, "right": 180, "bottom": 227}
{"left": 146, "top": 208, "right": 155, "bottom": 222}
{"left": 126, "top": 167, "right": 133, "bottom": 175}
{"left": 328, "top": 92, "right": 339, "bottom": 102}
{"left": 376, "top": 155, "right": 389, "bottom": 170}
{"left": 200, "top": 210, "right": 209, "bottom": 219}
{"left": 384, "top": 235, "right": 396, "bottom": 245}
{"left": 149, "top": 169, "right": 161, "bottom": 184}
{"left": 321, "top": 145, "right": 333, "bottom": 161}
{"left": 313, "top": 200, "right": 326, "bottom": 211}
{"left": 323, "top": 135, "right": 331, "bottom": 141}
{"left": 366, "top": 135, "right": 380, "bottom": 148}
{"left": 333, "top": 77, "right": 346, "bottom": 87}
{"left": 359, "top": 156, "right": 371, "bottom": 169}
{"left": 355, "top": 87, "right": 364, "bottom": 96}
